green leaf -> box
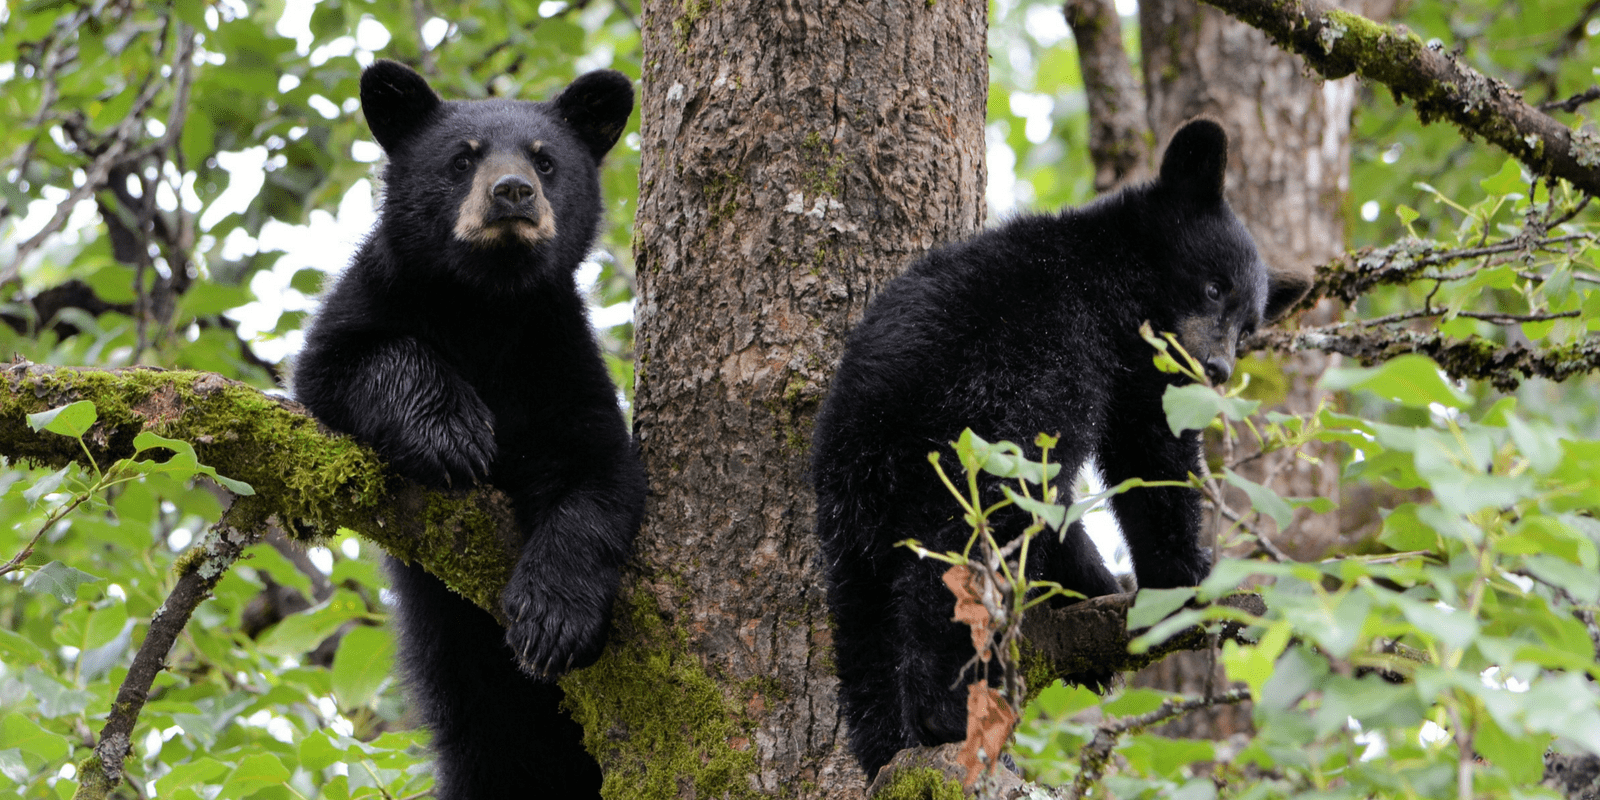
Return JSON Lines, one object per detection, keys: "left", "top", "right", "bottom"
{"left": 22, "top": 465, "right": 72, "bottom": 506}
{"left": 1222, "top": 619, "right": 1291, "bottom": 701}
{"left": 221, "top": 753, "right": 292, "bottom": 798}
{"left": 0, "top": 712, "right": 70, "bottom": 762}
{"left": 0, "top": 629, "right": 48, "bottom": 667}
{"left": 1102, "top": 688, "right": 1171, "bottom": 717}
{"left": 26, "top": 400, "right": 97, "bottom": 438}
{"left": 332, "top": 625, "right": 396, "bottom": 709}
{"left": 1479, "top": 722, "right": 1549, "bottom": 784}
{"left": 1128, "top": 587, "right": 1195, "bottom": 630}
{"left": 129, "top": 431, "right": 255, "bottom": 495}
{"left": 1478, "top": 158, "right": 1525, "bottom": 197}
{"left": 1031, "top": 681, "right": 1101, "bottom": 719}
{"left": 155, "top": 757, "right": 230, "bottom": 797}
{"left": 1222, "top": 469, "right": 1294, "bottom": 528}
{"left": 257, "top": 589, "right": 371, "bottom": 657}
{"left": 1001, "top": 486, "right": 1065, "bottom": 530}
{"left": 1320, "top": 354, "right": 1469, "bottom": 409}
{"left": 1162, "top": 384, "right": 1258, "bottom": 436}
{"left": 22, "top": 561, "right": 102, "bottom": 603}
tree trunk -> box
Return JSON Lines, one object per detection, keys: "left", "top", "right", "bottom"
{"left": 561, "top": 1, "right": 988, "bottom": 795}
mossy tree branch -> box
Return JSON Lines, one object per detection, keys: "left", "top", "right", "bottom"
{"left": 1196, "top": 0, "right": 1600, "bottom": 197}
{"left": 0, "top": 360, "right": 521, "bottom": 618}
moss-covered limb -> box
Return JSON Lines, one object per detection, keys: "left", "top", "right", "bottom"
{"left": 865, "top": 746, "right": 994, "bottom": 799}
{"left": 1063, "top": 0, "right": 1152, "bottom": 193}
{"left": 1252, "top": 325, "right": 1600, "bottom": 391}
{"left": 1018, "top": 592, "right": 1266, "bottom": 682}
{"left": 1197, "top": 0, "right": 1600, "bottom": 196}
{"left": 73, "top": 500, "right": 268, "bottom": 800}
{"left": 560, "top": 583, "right": 758, "bottom": 799}
{"left": 0, "top": 361, "right": 521, "bottom": 617}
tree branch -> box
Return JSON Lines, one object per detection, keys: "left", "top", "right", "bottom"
{"left": 1021, "top": 591, "right": 1266, "bottom": 679}
{"left": 1063, "top": 0, "right": 1152, "bottom": 192}
{"left": 73, "top": 499, "right": 269, "bottom": 800}
{"left": 1196, "top": 0, "right": 1600, "bottom": 196}
{"left": 1251, "top": 326, "right": 1600, "bottom": 391}
{"left": 0, "top": 361, "right": 521, "bottom": 618}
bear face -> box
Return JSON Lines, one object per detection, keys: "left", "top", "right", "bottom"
{"left": 810, "top": 118, "right": 1309, "bottom": 779}
{"left": 358, "top": 59, "right": 633, "bottom": 292}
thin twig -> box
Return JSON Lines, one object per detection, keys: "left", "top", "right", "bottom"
{"left": 1066, "top": 688, "right": 1253, "bottom": 799}
{"left": 72, "top": 500, "right": 268, "bottom": 800}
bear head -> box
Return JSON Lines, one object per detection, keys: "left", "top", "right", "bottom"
{"left": 358, "top": 59, "right": 634, "bottom": 291}
{"left": 1140, "top": 118, "right": 1311, "bottom": 385}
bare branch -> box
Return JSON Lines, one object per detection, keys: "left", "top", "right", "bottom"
{"left": 1541, "top": 87, "right": 1600, "bottom": 115}
{"left": 1197, "top": 0, "right": 1600, "bottom": 196}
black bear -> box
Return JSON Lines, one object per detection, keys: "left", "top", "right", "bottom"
{"left": 810, "top": 119, "right": 1309, "bottom": 779}
{"left": 294, "top": 60, "right": 643, "bottom": 798}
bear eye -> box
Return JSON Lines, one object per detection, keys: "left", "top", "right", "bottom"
{"left": 534, "top": 155, "right": 554, "bottom": 175}
{"left": 1205, "top": 282, "right": 1222, "bottom": 302}
{"left": 451, "top": 155, "right": 473, "bottom": 172}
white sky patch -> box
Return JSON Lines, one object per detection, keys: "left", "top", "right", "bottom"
{"left": 1025, "top": 4, "right": 1072, "bottom": 47}
{"left": 986, "top": 123, "right": 1018, "bottom": 216}
{"left": 1360, "top": 200, "right": 1379, "bottom": 222}
{"left": 355, "top": 16, "right": 391, "bottom": 52}
{"left": 307, "top": 546, "right": 335, "bottom": 575}
{"left": 421, "top": 18, "right": 452, "bottom": 49}
{"left": 1010, "top": 91, "right": 1055, "bottom": 144}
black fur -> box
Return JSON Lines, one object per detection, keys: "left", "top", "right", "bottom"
{"left": 809, "top": 120, "right": 1308, "bottom": 779}
{"left": 294, "top": 60, "right": 642, "bottom": 799}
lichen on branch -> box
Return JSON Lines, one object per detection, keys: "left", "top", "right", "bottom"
{"left": 1198, "top": 0, "right": 1600, "bottom": 196}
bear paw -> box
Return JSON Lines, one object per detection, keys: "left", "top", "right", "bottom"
{"left": 501, "top": 567, "right": 613, "bottom": 679}
{"left": 387, "top": 402, "right": 498, "bottom": 489}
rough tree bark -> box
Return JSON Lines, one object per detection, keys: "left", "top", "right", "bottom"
{"left": 562, "top": 0, "right": 989, "bottom": 795}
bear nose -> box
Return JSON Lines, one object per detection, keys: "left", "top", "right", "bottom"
{"left": 1203, "top": 356, "right": 1233, "bottom": 386}
{"left": 493, "top": 174, "right": 535, "bottom": 203}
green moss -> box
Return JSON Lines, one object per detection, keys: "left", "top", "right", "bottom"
{"left": 70, "top": 755, "right": 116, "bottom": 800}
{"left": 705, "top": 171, "right": 742, "bottom": 227}
{"left": 871, "top": 767, "right": 965, "bottom": 800}
{"left": 799, "top": 132, "right": 848, "bottom": 198}
{"left": 761, "top": 373, "right": 818, "bottom": 452}
{"left": 4, "top": 365, "right": 522, "bottom": 615}
{"left": 673, "top": 0, "right": 715, "bottom": 51}
{"left": 562, "top": 587, "right": 758, "bottom": 799}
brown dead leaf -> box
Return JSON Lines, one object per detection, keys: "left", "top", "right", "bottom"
{"left": 955, "top": 683, "right": 1018, "bottom": 789}
{"left": 943, "top": 564, "right": 992, "bottom": 659}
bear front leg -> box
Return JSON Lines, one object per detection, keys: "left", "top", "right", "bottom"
{"left": 1096, "top": 397, "right": 1211, "bottom": 590}
{"left": 501, "top": 467, "right": 645, "bottom": 677}
{"left": 326, "top": 337, "right": 498, "bottom": 489}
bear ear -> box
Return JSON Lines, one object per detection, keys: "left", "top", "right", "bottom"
{"left": 360, "top": 60, "right": 443, "bottom": 153}
{"left": 1263, "top": 268, "right": 1313, "bottom": 322}
{"left": 551, "top": 70, "right": 635, "bottom": 161}
{"left": 1157, "top": 118, "right": 1229, "bottom": 204}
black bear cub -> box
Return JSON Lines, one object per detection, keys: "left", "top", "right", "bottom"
{"left": 810, "top": 119, "right": 1309, "bottom": 779}
{"left": 294, "top": 60, "right": 644, "bottom": 798}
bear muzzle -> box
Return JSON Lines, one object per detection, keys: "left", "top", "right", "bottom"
{"left": 454, "top": 159, "right": 558, "bottom": 248}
